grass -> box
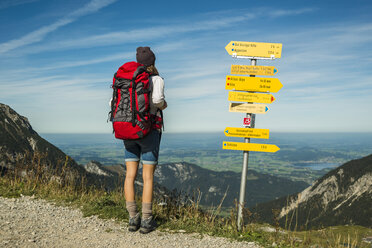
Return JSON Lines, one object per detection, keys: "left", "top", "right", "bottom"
{"left": 1, "top": 152, "right": 371, "bottom": 248}
{"left": 294, "top": 226, "right": 372, "bottom": 248}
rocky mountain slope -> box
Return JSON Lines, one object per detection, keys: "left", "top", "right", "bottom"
{"left": 0, "top": 103, "right": 169, "bottom": 196}
{"left": 0, "top": 103, "right": 89, "bottom": 187}
{"left": 0, "top": 103, "right": 73, "bottom": 170}
{"left": 252, "top": 154, "right": 372, "bottom": 229}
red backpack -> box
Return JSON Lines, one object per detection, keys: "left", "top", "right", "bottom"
{"left": 109, "top": 62, "right": 152, "bottom": 140}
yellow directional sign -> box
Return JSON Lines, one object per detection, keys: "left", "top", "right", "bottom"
{"left": 225, "top": 41, "right": 282, "bottom": 58}
{"left": 229, "top": 103, "right": 269, "bottom": 114}
{"left": 226, "top": 76, "right": 282, "bottom": 93}
{"left": 231, "top": 65, "right": 278, "bottom": 76}
{"left": 222, "top": 141, "right": 280, "bottom": 153}
{"left": 228, "top": 91, "right": 275, "bottom": 104}
{"left": 224, "top": 127, "right": 269, "bottom": 139}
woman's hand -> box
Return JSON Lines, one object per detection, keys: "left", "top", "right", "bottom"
{"left": 160, "top": 100, "right": 167, "bottom": 110}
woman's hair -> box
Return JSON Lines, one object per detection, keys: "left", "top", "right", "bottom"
{"left": 146, "top": 65, "right": 159, "bottom": 76}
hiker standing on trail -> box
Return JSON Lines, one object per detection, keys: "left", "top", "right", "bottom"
{"left": 110, "top": 47, "right": 167, "bottom": 234}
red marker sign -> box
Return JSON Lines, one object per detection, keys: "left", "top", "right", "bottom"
{"left": 244, "top": 117, "right": 251, "bottom": 126}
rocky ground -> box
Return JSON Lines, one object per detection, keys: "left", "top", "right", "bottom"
{"left": 0, "top": 196, "right": 261, "bottom": 248}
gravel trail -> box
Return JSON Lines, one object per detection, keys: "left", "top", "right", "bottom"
{"left": 0, "top": 196, "right": 261, "bottom": 248}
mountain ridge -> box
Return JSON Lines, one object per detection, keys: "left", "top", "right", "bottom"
{"left": 153, "top": 162, "right": 309, "bottom": 207}
{"left": 252, "top": 154, "right": 372, "bottom": 229}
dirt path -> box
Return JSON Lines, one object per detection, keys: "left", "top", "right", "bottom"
{"left": 0, "top": 196, "right": 261, "bottom": 248}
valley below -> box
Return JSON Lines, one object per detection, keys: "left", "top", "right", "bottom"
{"left": 41, "top": 132, "right": 372, "bottom": 184}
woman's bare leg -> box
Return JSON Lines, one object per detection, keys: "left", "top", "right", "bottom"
{"left": 142, "top": 163, "right": 156, "bottom": 203}
{"left": 124, "top": 161, "right": 139, "bottom": 202}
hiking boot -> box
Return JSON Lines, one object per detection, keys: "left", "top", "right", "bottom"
{"left": 139, "top": 216, "right": 157, "bottom": 234}
{"left": 128, "top": 213, "right": 140, "bottom": 232}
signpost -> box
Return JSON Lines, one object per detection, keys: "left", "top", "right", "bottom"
{"left": 223, "top": 141, "right": 280, "bottom": 153}
{"left": 223, "top": 40, "right": 283, "bottom": 231}
{"left": 231, "top": 65, "right": 278, "bottom": 76}
{"left": 229, "top": 103, "right": 269, "bottom": 114}
{"left": 228, "top": 91, "right": 275, "bottom": 104}
{"left": 226, "top": 76, "right": 283, "bottom": 92}
{"left": 225, "top": 41, "right": 282, "bottom": 58}
{"left": 224, "top": 127, "right": 270, "bottom": 139}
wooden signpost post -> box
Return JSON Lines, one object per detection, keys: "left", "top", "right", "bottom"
{"left": 223, "top": 41, "right": 283, "bottom": 231}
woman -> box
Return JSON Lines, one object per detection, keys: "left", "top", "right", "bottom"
{"left": 124, "top": 47, "right": 167, "bottom": 234}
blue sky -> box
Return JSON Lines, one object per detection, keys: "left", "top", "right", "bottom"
{"left": 0, "top": 0, "right": 371, "bottom": 133}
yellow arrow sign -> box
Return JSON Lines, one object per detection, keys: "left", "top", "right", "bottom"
{"left": 229, "top": 103, "right": 269, "bottom": 114}
{"left": 225, "top": 41, "right": 282, "bottom": 58}
{"left": 226, "top": 76, "right": 282, "bottom": 93}
{"left": 222, "top": 141, "right": 280, "bottom": 153}
{"left": 224, "top": 127, "right": 270, "bottom": 139}
{"left": 228, "top": 91, "right": 275, "bottom": 104}
{"left": 231, "top": 65, "right": 278, "bottom": 76}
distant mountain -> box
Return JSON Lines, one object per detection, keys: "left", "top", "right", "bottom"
{"left": 252, "top": 154, "right": 372, "bottom": 229}
{"left": 83, "top": 161, "right": 170, "bottom": 198}
{"left": 0, "top": 103, "right": 169, "bottom": 197}
{"left": 153, "top": 162, "right": 309, "bottom": 208}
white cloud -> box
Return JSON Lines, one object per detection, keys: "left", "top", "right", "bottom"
{"left": 268, "top": 8, "right": 315, "bottom": 18}
{"left": 33, "top": 52, "right": 132, "bottom": 71}
{"left": 0, "top": 40, "right": 188, "bottom": 77}
{"left": 6, "top": 15, "right": 254, "bottom": 55}
{"left": 4, "top": 7, "right": 316, "bottom": 56}
{"left": 0, "top": 74, "right": 108, "bottom": 96}
{"left": 0, "top": 0, "right": 117, "bottom": 54}
{"left": 0, "top": 0, "right": 39, "bottom": 9}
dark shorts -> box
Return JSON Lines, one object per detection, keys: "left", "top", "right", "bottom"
{"left": 123, "top": 130, "right": 161, "bottom": 165}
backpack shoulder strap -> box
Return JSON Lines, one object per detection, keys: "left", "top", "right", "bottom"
{"left": 132, "top": 66, "right": 147, "bottom": 79}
